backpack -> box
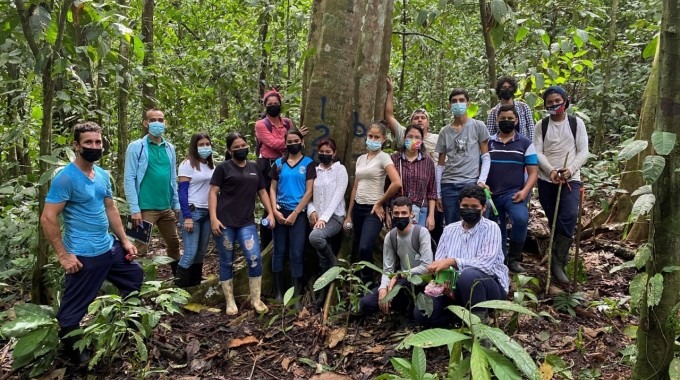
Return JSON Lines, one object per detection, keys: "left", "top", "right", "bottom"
{"left": 388, "top": 224, "right": 424, "bottom": 254}
{"left": 255, "top": 117, "right": 294, "bottom": 157}
{"left": 541, "top": 115, "right": 577, "bottom": 144}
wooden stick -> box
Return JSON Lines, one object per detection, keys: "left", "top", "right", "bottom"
{"left": 572, "top": 186, "right": 585, "bottom": 289}
{"left": 322, "top": 282, "right": 336, "bottom": 326}
{"left": 545, "top": 153, "right": 569, "bottom": 295}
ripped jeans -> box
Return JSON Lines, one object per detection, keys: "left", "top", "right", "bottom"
{"left": 214, "top": 224, "right": 262, "bottom": 281}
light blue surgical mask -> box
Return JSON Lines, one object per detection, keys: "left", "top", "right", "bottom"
{"left": 148, "top": 121, "right": 165, "bottom": 137}
{"left": 366, "top": 139, "right": 383, "bottom": 152}
{"left": 197, "top": 146, "right": 212, "bottom": 159}
{"left": 451, "top": 103, "right": 467, "bottom": 117}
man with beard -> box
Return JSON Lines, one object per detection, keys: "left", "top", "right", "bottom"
{"left": 486, "top": 76, "right": 535, "bottom": 141}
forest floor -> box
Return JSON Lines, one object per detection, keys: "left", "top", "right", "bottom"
{"left": 2, "top": 200, "right": 640, "bottom": 379}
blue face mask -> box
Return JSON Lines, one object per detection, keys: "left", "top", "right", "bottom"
{"left": 366, "top": 139, "right": 383, "bottom": 152}
{"left": 148, "top": 121, "right": 165, "bottom": 137}
{"left": 197, "top": 146, "right": 212, "bottom": 159}
{"left": 451, "top": 103, "right": 467, "bottom": 117}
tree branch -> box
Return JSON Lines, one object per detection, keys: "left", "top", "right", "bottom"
{"left": 391, "top": 31, "right": 442, "bottom": 44}
{"left": 13, "top": 0, "right": 41, "bottom": 59}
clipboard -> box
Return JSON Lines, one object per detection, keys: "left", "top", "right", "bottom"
{"left": 124, "top": 215, "right": 153, "bottom": 245}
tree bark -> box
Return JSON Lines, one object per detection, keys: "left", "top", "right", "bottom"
{"left": 592, "top": 0, "right": 619, "bottom": 154}
{"left": 5, "top": 62, "right": 22, "bottom": 180}
{"left": 479, "top": 0, "right": 496, "bottom": 96}
{"left": 632, "top": 0, "right": 680, "bottom": 377}
{"left": 141, "top": 0, "right": 156, "bottom": 111}
{"left": 115, "top": 0, "right": 132, "bottom": 194}
{"left": 257, "top": 1, "right": 271, "bottom": 99}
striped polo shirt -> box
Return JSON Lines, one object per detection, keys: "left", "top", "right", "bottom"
{"left": 486, "top": 133, "right": 538, "bottom": 196}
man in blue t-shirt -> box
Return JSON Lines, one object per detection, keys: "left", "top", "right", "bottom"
{"left": 485, "top": 104, "right": 538, "bottom": 273}
{"left": 41, "top": 122, "right": 143, "bottom": 365}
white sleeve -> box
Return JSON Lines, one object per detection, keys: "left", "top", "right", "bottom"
{"left": 178, "top": 160, "right": 194, "bottom": 178}
{"left": 435, "top": 165, "right": 444, "bottom": 198}
{"left": 478, "top": 153, "right": 490, "bottom": 184}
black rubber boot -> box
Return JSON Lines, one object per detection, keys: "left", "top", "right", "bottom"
{"left": 189, "top": 263, "right": 203, "bottom": 286}
{"left": 293, "top": 277, "right": 306, "bottom": 310}
{"left": 174, "top": 265, "right": 191, "bottom": 288}
{"left": 169, "top": 261, "right": 178, "bottom": 277}
{"left": 59, "top": 325, "right": 90, "bottom": 366}
{"left": 273, "top": 271, "right": 284, "bottom": 303}
{"left": 507, "top": 240, "right": 526, "bottom": 273}
{"left": 551, "top": 235, "right": 572, "bottom": 283}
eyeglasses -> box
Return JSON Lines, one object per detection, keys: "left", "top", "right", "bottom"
{"left": 148, "top": 118, "right": 165, "bottom": 123}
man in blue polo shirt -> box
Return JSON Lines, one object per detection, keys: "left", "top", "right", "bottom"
{"left": 41, "top": 122, "right": 143, "bottom": 365}
{"left": 485, "top": 104, "right": 538, "bottom": 273}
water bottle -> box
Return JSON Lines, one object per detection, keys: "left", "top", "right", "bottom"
{"left": 261, "top": 218, "right": 270, "bottom": 228}
{"left": 344, "top": 222, "right": 353, "bottom": 230}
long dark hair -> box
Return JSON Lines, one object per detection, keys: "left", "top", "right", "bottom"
{"left": 187, "top": 132, "right": 214, "bottom": 171}
{"left": 224, "top": 131, "right": 247, "bottom": 160}
{"left": 402, "top": 124, "right": 427, "bottom": 154}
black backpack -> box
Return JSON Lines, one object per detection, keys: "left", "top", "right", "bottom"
{"left": 255, "top": 117, "right": 294, "bottom": 157}
{"left": 388, "top": 224, "right": 424, "bottom": 253}
{"left": 541, "top": 115, "right": 577, "bottom": 143}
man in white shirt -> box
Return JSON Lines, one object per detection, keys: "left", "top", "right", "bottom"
{"left": 533, "top": 86, "right": 589, "bottom": 283}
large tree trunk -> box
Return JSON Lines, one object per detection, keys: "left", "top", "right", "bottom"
{"left": 592, "top": 0, "right": 619, "bottom": 154}
{"left": 300, "top": 0, "right": 394, "bottom": 177}
{"left": 141, "top": 0, "right": 155, "bottom": 111}
{"left": 632, "top": 0, "right": 680, "bottom": 377}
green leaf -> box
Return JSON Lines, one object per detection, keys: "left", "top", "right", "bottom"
{"left": 12, "top": 327, "right": 51, "bottom": 358}
{"left": 467, "top": 103, "right": 479, "bottom": 118}
{"left": 283, "top": 286, "right": 295, "bottom": 307}
{"left": 634, "top": 244, "right": 651, "bottom": 269}
{"left": 629, "top": 273, "right": 648, "bottom": 310}
{"left": 447, "top": 305, "right": 481, "bottom": 327}
{"left": 313, "top": 266, "right": 343, "bottom": 291}
{"left": 631, "top": 194, "right": 655, "bottom": 218}
{"left": 669, "top": 357, "right": 680, "bottom": 379}
{"left": 356, "top": 261, "right": 384, "bottom": 275}
{"left": 490, "top": 0, "right": 508, "bottom": 23}
{"left": 471, "top": 340, "right": 491, "bottom": 380}
{"left": 540, "top": 30, "right": 550, "bottom": 46}
{"left": 133, "top": 333, "right": 148, "bottom": 361}
{"left": 404, "top": 328, "right": 469, "bottom": 348}
{"left": 38, "top": 166, "right": 60, "bottom": 186}
{"left": 661, "top": 265, "right": 680, "bottom": 273}
{"left": 642, "top": 34, "right": 659, "bottom": 59}
{"left": 491, "top": 24, "right": 504, "bottom": 49}
{"left": 390, "top": 357, "right": 413, "bottom": 378}
{"left": 14, "top": 304, "right": 55, "bottom": 319}
{"left": 39, "top": 155, "right": 64, "bottom": 165}
{"left": 575, "top": 29, "right": 589, "bottom": 45}
{"left": 642, "top": 155, "right": 665, "bottom": 184}
{"left": 631, "top": 185, "right": 652, "bottom": 197}
{"left": 475, "top": 324, "right": 540, "bottom": 380}
{"left": 515, "top": 26, "right": 529, "bottom": 42}
{"left": 472, "top": 300, "right": 538, "bottom": 317}
{"left": 651, "top": 131, "right": 676, "bottom": 155}
{"left": 609, "top": 260, "right": 637, "bottom": 274}
{"left": 412, "top": 347, "right": 426, "bottom": 380}
{"left": 152, "top": 256, "right": 176, "bottom": 265}
{"left": 29, "top": 4, "right": 51, "bottom": 41}
{"left": 1, "top": 316, "right": 54, "bottom": 337}
{"left": 415, "top": 292, "right": 433, "bottom": 317}
{"left": 484, "top": 347, "right": 522, "bottom": 380}
{"left": 647, "top": 273, "right": 663, "bottom": 307}
{"left": 381, "top": 284, "right": 402, "bottom": 305}
{"left": 617, "top": 140, "right": 648, "bottom": 161}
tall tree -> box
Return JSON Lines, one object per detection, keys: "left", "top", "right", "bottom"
{"left": 141, "top": 0, "right": 155, "bottom": 110}
{"left": 632, "top": 0, "right": 680, "bottom": 377}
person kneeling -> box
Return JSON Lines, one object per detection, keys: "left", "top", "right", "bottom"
{"left": 358, "top": 197, "right": 433, "bottom": 316}
{"left": 414, "top": 185, "right": 509, "bottom": 327}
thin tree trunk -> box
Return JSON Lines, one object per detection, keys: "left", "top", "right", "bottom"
{"left": 258, "top": 1, "right": 271, "bottom": 99}
{"left": 592, "top": 0, "right": 619, "bottom": 154}
{"left": 116, "top": 0, "right": 132, "bottom": 194}
{"left": 479, "top": 0, "right": 496, "bottom": 96}
{"left": 632, "top": 0, "right": 680, "bottom": 376}
{"left": 5, "top": 62, "right": 21, "bottom": 180}
{"left": 141, "top": 0, "right": 155, "bottom": 111}
{"left": 398, "top": 0, "right": 407, "bottom": 91}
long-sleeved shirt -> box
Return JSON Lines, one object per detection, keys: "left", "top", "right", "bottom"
{"left": 255, "top": 116, "right": 292, "bottom": 159}
{"left": 389, "top": 151, "right": 436, "bottom": 208}
{"left": 533, "top": 116, "right": 589, "bottom": 182}
{"left": 486, "top": 100, "right": 535, "bottom": 142}
{"left": 435, "top": 218, "right": 509, "bottom": 292}
{"left": 380, "top": 226, "right": 433, "bottom": 289}
{"left": 307, "top": 161, "right": 348, "bottom": 221}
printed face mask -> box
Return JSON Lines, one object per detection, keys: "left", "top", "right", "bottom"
{"left": 197, "top": 146, "right": 212, "bottom": 159}
{"left": 451, "top": 103, "right": 467, "bottom": 117}
{"left": 404, "top": 138, "right": 422, "bottom": 152}
{"left": 546, "top": 103, "right": 566, "bottom": 115}
{"left": 148, "top": 121, "right": 165, "bottom": 137}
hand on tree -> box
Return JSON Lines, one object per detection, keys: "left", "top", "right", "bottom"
{"left": 299, "top": 125, "right": 309, "bottom": 136}
{"left": 386, "top": 77, "right": 394, "bottom": 93}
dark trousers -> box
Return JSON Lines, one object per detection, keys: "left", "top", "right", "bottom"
{"left": 257, "top": 157, "right": 277, "bottom": 250}
{"left": 359, "top": 278, "right": 419, "bottom": 316}
{"left": 272, "top": 209, "right": 308, "bottom": 278}
{"left": 414, "top": 268, "right": 506, "bottom": 328}
{"left": 537, "top": 179, "right": 581, "bottom": 238}
{"left": 351, "top": 203, "right": 384, "bottom": 283}
{"left": 57, "top": 241, "right": 144, "bottom": 328}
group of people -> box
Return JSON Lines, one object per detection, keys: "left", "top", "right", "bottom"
{"left": 42, "top": 77, "right": 588, "bottom": 364}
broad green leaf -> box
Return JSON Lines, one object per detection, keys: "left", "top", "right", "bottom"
{"left": 661, "top": 265, "right": 680, "bottom": 273}
{"left": 313, "top": 266, "right": 343, "bottom": 291}
{"left": 390, "top": 357, "right": 413, "bottom": 378}
{"left": 132, "top": 35, "right": 145, "bottom": 61}
{"left": 669, "top": 358, "right": 680, "bottom": 379}
{"left": 491, "top": 24, "right": 504, "bottom": 49}
{"left": 404, "top": 328, "right": 469, "bottom": 348}
{"left": 467, "top": 103, "right": 479, "bottom": 118}
{"left": 448, "top": 357, "right": 471, "bottom": 379}
{"left": 647, "top": 273, "right": 663, "bottom": 307}
{"left": 447, "top": 305, "right": 481, "bottom": 327}
{"left": 471, "top": 340, "right": 491, "bottom": 380}
{"left": 617, "top": 140, "right": 648, "bottom": 161}
{"left": 39, "top": 155, "right": 64, "bottom": 165}
{"left": 642, "top": 34, "right": 659, "bottom": 59}
{"left": 38, "top": 166, "right": 59, "bottom": 186}
{"left": 1, "top": 316, "right": 54, "bottom": 337}
{"left": 152, "top": 256, "right": 176, "bottom": 265}
{"left": 356, "top": 261, "right": 384, "bottom": 275}
{"left": 415, "top": 292, "right": 433, "bottom": 317}
{"left": 534, "top": 73, "right": 545, "bottom": 90}
{"left": 540, "top": 31, "right": 550, "bottom": 47}
{"left": 412, "top": 347, "right": 426, "bottom": 380}
{"left": 546, "top": 353, "right": 573, "bottom": 379}
{"left": 283, "top": 286, "right": 295, "bottom": 307}
{"left": 490, "top": 0, "right": 508, "bottom": 23}
{"left": 631, "top": 185, "right": 652, "bottom": 197}
{"left": 475, "top": 324, "right": 540, "bottom": 380}
{"left": 642, "top": 155, "right": 665, "bottom": 184}
{"left": 29, "top": 4, "right": 51, "bottom": 41}
{"left": 484, "top": 347, "right": 522, "bottom": 380}
{"left": 14, "top": 304, "right": 55, "bottom": 319}
{"left": 12, "top": 327, "right": 51, "bottom": 358}
{"left": 634, "top": 244, "right": 651, "bottom": 269}
{"left": 629, "top": 273, "right": 648, "bottom": 310}
{"left": 651, "top": 131, "right": 676, "bottom": 155}
{"left": 381, "top": 284, "right": 402, "bottom": 304}
{"left": 515, "top": 26, "right": 529, "bottom": 42}
{"left": 473, "top": 300, "right": 538, "bottom": 317}
{"left": 576, "top": 29, "right": 589, "bottom": 44}
{"left": 631, "top": 194, "right": 655, "bottom": 218}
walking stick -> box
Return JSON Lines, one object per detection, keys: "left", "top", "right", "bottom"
{"left": 545, "top": 153, "right": 569, "bottom": 295}
{"left": 571, "top": 186, "right": 585, "bottom": 289}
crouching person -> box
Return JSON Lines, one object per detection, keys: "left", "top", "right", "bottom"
{"left": 358, "top": 197, "right": 433, "bottom": 316}
{"left": 414, "top": 185, "right": 508, "bottom": 327}
{"left": 41, "top": 122, "right": 144, "bottom": 365}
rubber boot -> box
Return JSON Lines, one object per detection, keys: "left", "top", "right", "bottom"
{"left": 169, "top": 261, "right": 178, "bottom": 277}
{"left": 249, "top": 276, "right": 269, "bottom": 314}
{"left": 59, "top": 325, "right": 90, "bottom": 366}
{"left": 273, "top": 271, "right": 284, "bottom": 303}
{"left": 189, "top": 263, "right": 203, "bottom": 287}
{"left": 293, "top": 277, "right": 306, "bottom": 310}
{"left": 551, "top": 234, "right": 572, "bottom": 284}
{"left": 174, "top": 265, "right": 191, "bottom": 288}
{"left": 507, "top": 240, "right": 526, "bottom": 273}
{"left": 221, "top": 279, "right": 238, "bottom": 315}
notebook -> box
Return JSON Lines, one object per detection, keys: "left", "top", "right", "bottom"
{"left": 124, "top": 215, "right": 153, "bottom": 245}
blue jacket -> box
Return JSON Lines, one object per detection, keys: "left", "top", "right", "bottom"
{"left": 124, "top": 136, "right": 179, "bottom": 214}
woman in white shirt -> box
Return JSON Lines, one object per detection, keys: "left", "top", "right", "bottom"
{"left": 175, "top": 132, "right": 215, "bottom": 288}
{"left": 345, "top": 121, "right": 402, "bottom": 283}
{"left": 307, "top": 138, "right": 348, "bottom": 309}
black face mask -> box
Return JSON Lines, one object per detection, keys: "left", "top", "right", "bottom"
{"left": 460, "top": 208, "right": 482, "bottom": 226}
{"left": 499, "top": 88, "right": 514, "bottom": 100}
{"left": 318, "top": 153, "right": 333, "bottom": 165}
{"left": 498, "top": 120, "right": 516, "bottom": 134}
{"left": 392, "top": 216, "right": 411, "bottom": 231}
{"left": 232, "top": 148, "right": 249, "bottom": 161}
{"left": 266, "top": 105, "right": 281, "bottom": 118}
{"left": 80, "top": 147, "right": 103, "bottom": 162}
{"left": 286, "top": 143, "right": 302, "bottom": 155}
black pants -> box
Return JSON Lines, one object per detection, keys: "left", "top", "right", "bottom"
{"left": 257, "top": 157, "right": 277, "bottom": 250}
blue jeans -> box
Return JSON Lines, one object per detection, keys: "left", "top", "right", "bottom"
{"left": 272, "top": 209, "right": 308, "bottom": 278}
{"left": 441, "top": 182, "right": 476, "bottom": 225}
{"left": 352, "top": 203, "right": 384, "bottom": 283}
{"left": 412, "top": 205, "right": 429, "bottom": 227}
{"left": 490, "top": 192, "right": 529, "bottom": 255}
{"left": 538, "top": 180, "right": 581, "bottom": 238}
{"left": 214, "top": 224, "right": 262, "bottom": 281}
{"left": 178, "top": 208, "right": 212, "bottom": 269}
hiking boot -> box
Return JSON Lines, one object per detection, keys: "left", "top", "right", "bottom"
{"left": 273, "top": 271, "right": 284, "bottom": 303}
{"left": 189, "top": 263, "right": 203, "bottom": 286}
{"left": 507, "top": 240, "right": 526, "bottom": 273}
{"left": 551, "top": 234, "right": 572, "bottom": 284}
{"left": 59, "top": 326, "right": 90, "bottom": 367}
{"left": 174, "top": 265, "right": 191, "bottom": 288}
{"left": 249, "top": 276, "right": 269, "bottom": 314}
{"left": 169, "top": 261, "right": 178, "bottom": 277}
{"left": 293, "top": 277, "right": 306, "bottom": 310}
